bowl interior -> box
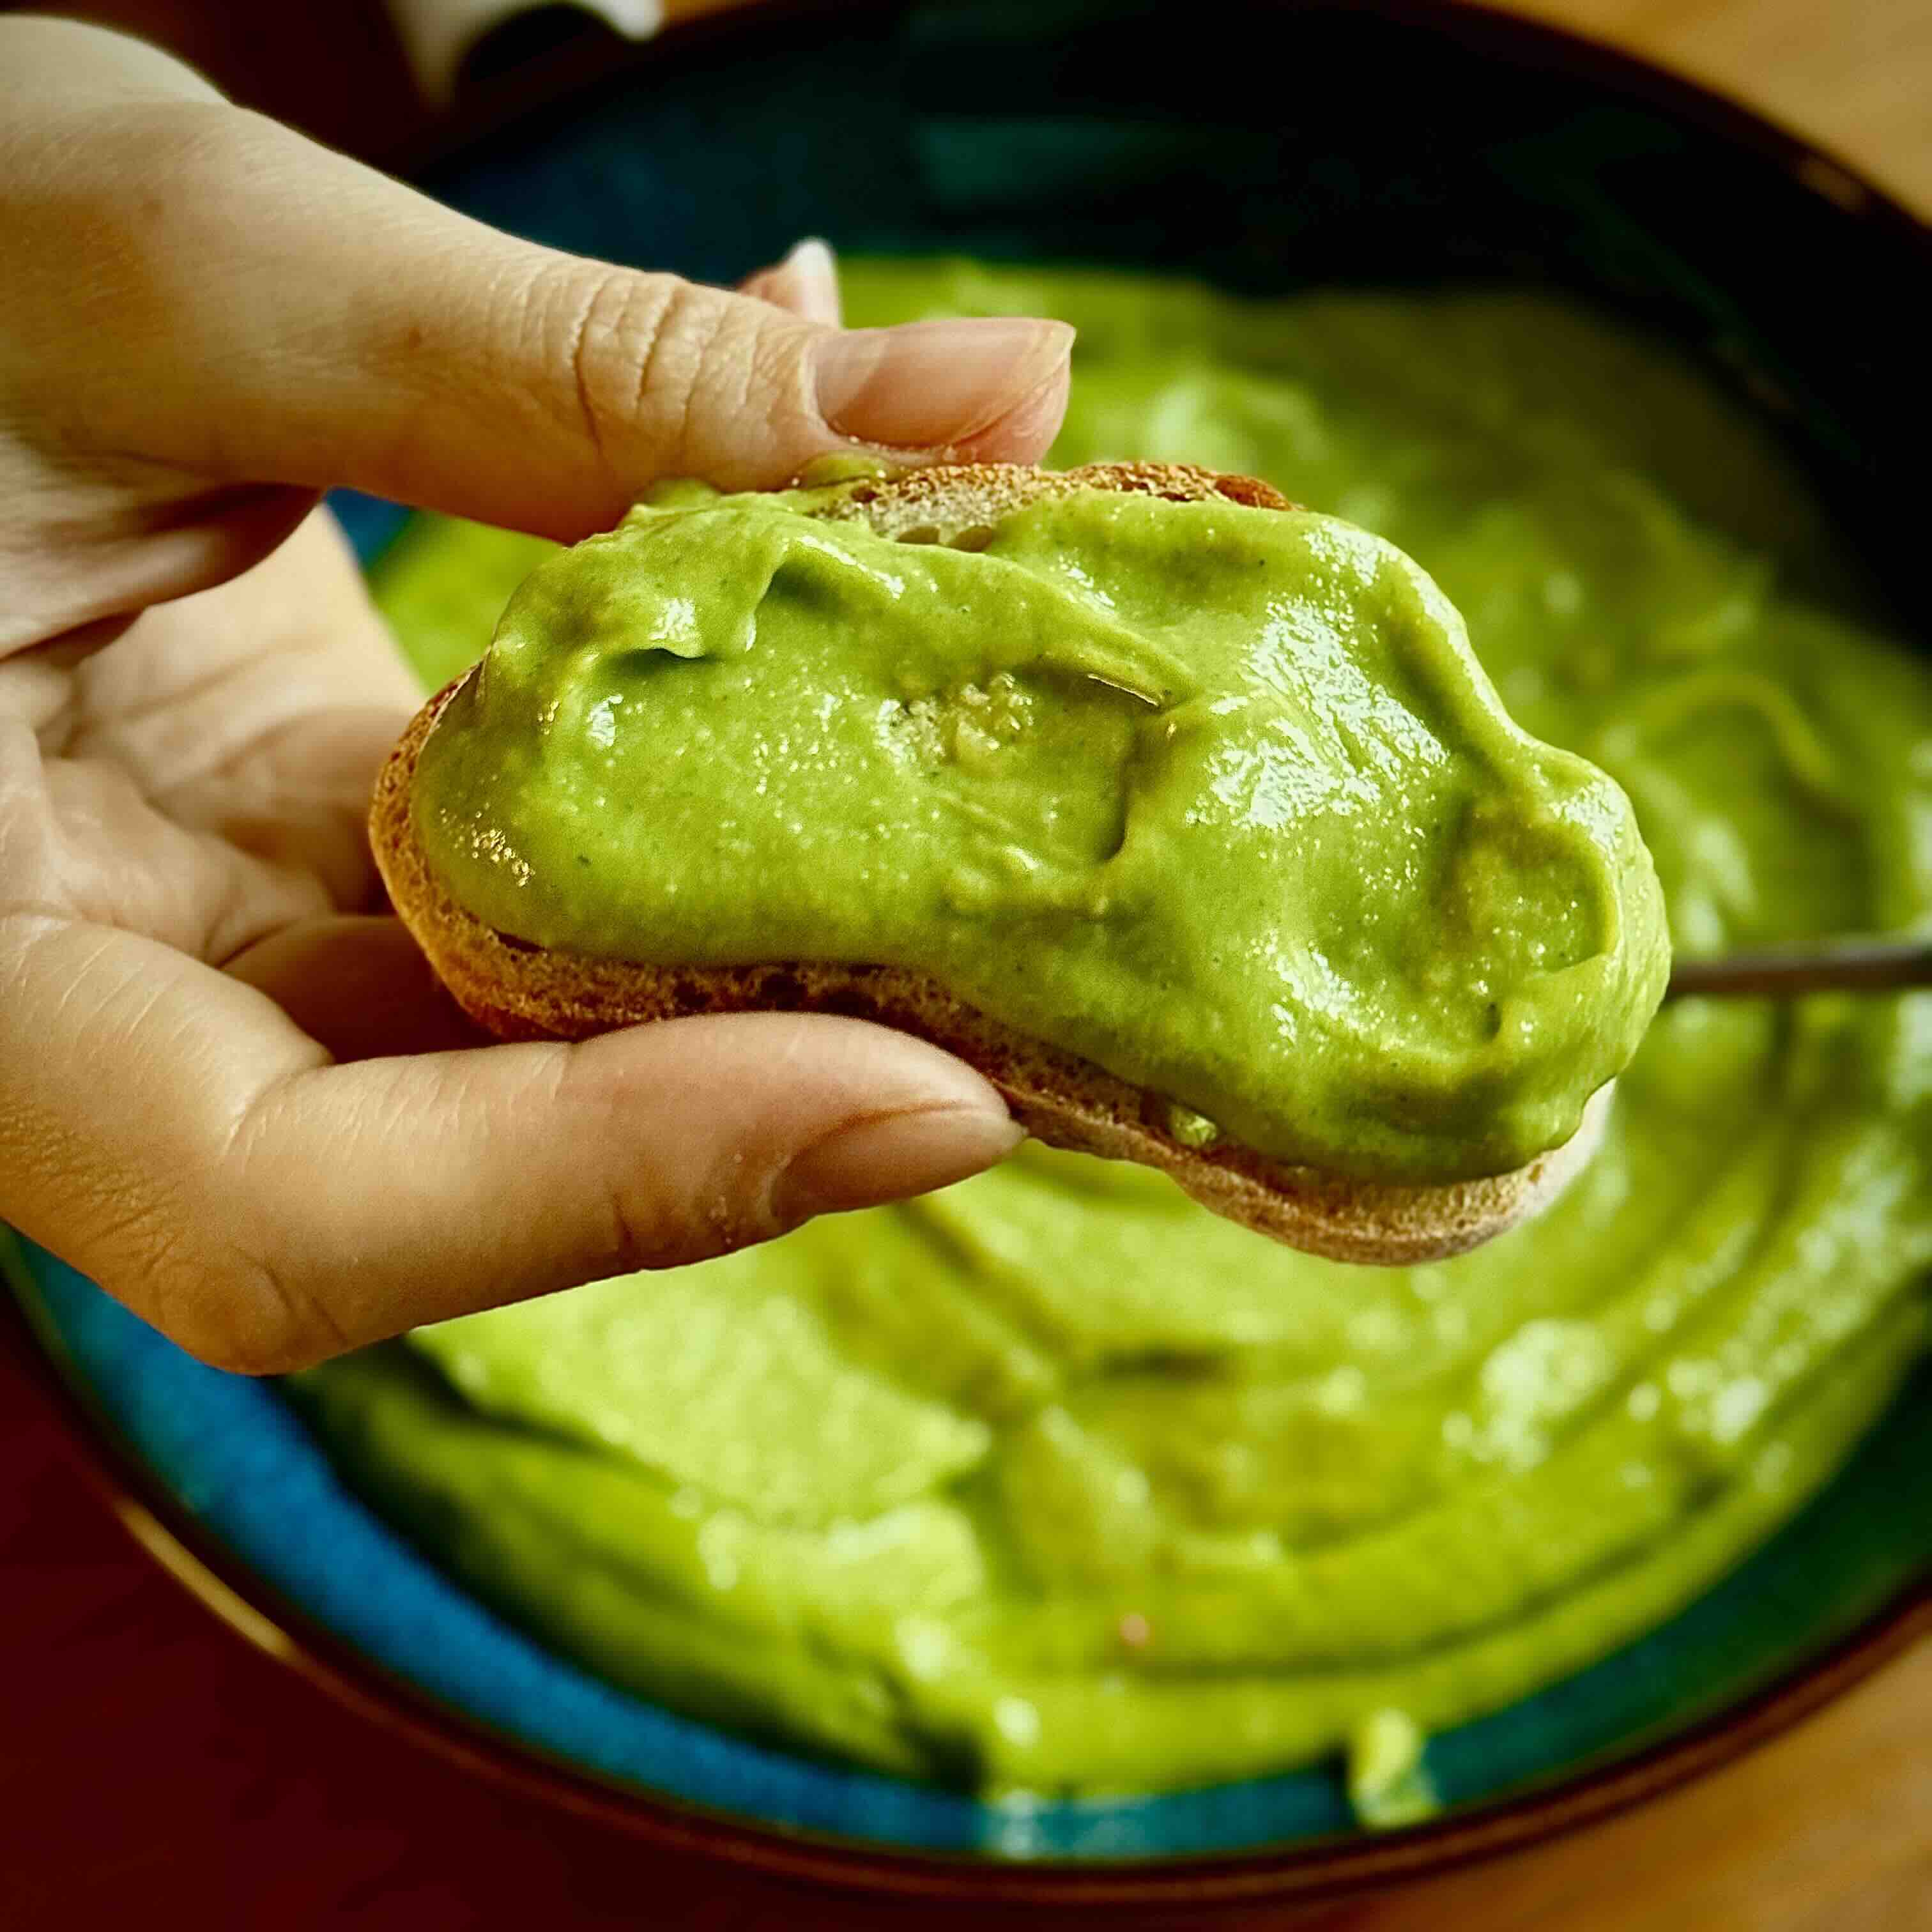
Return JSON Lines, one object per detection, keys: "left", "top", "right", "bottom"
{"left": 11, "top": 1230, "right": 1929, "bottom": 1862}
{"left": 15, "top": 0, "right": 1930, "bottom": 1874}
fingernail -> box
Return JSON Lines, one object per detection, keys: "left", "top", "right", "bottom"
{"left": 778, "top": 236, "right": 840, "bottom": 326}
{"left": 783, "top": 236, "right": 837, "bottom": 280}
{"left": 813, "top": 318, "right": 1075, "bottom": 452}
{"left": 775, "top": 1104, "right": 1023, "bottom": 1221}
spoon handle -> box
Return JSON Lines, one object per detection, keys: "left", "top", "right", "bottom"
{"left": 1665, "top": 936, "right": 1932, "bottom": 1002}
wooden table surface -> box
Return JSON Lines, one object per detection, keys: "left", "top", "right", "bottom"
{"left": 3, "top": 3, "right": 1927, "bottom": 1926}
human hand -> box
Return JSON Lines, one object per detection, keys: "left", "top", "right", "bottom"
{"left": 0, "top": 21, "right": 1070, "bottom": 1372}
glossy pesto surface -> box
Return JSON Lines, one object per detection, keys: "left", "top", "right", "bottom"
{"left": 411, "top": 480, "right": 1666, "bottom": 1181}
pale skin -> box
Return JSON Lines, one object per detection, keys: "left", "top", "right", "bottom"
{"left": 0, "top": 19, "right": 1077, "bottom": 1374}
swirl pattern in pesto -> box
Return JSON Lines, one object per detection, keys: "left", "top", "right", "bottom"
{"left": 411, "top": 482, "right": 1668, "bottom": 1183}
{"left": 302, "top": 266, "right": 1932, "bottom": 1800}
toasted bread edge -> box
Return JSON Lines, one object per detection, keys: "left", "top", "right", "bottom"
{"left": 369, "top": 463, "right": 1607, "bottom": 1264}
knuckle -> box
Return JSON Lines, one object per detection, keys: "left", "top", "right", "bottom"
{"left": 132, "top": 101, "right": 291, "bottom": 201}
{"left": 533, "top": 261, "right": 675, "bottom": 464}
{"left": 549, "top": 1046, "right": 783, "bottom": 1275}
{"left": 603, "top": 1162, "right": 783, "bottom": 1276}
{"left": 102, "top": 1183, "right": 346, "bottom": 1376}
{"left": 2, "top": 98, "right": 289, "bottom": 452}
{"left": 158, "top": 1243, "right": 338, "bottom": 1376}
{"left": 535, "top": 262, "right": 799, "bottom": 484}
{"left": 132, "top": 99, "right": 272, "bottom": 184}
{"left": 45, "top": 100, "right": 274, "bottom": 254}
{"left": 599, "top": 1176, "right": 680, "bottom": 1276}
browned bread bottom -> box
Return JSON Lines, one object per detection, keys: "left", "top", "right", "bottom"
{"left": 371, "top": 463, "right": 1609, "bottom": 1264}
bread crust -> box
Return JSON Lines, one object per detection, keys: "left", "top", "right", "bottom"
{"left": 371, "top": 462, "right": 1608, "bottom": 1264}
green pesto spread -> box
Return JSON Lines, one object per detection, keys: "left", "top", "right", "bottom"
{"left": 300, "top": 264, "right": 1932, "bottom": 1802}
{"left": 410, "top": 462, "right": 1667, "bottom": 1183}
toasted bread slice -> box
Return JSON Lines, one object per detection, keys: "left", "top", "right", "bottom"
{"left": 371, "top": 462, "right": 1609, "bottom": 1264}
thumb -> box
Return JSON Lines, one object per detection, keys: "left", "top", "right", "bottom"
{"left": 6, "top": 30, "right": 1073, "bottom": 540}
{"left": 1, "top": 917, "right": 1022, "bottom": 1373}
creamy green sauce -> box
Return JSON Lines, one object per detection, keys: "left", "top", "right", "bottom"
{"left": 300, "top": 264, "right": 1932, "bottom": 1800}
{"left": 411, "top": 480, "right": 1666, "bottom": 1181}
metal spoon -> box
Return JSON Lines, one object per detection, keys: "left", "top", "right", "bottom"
{"left": 1665, "top": 935, "right": 1932, "bottom": 1002}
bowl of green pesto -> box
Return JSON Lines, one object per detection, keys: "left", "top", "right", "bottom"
{"left": 9, "top": 0, "right": 1928, "bottom": 1903}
